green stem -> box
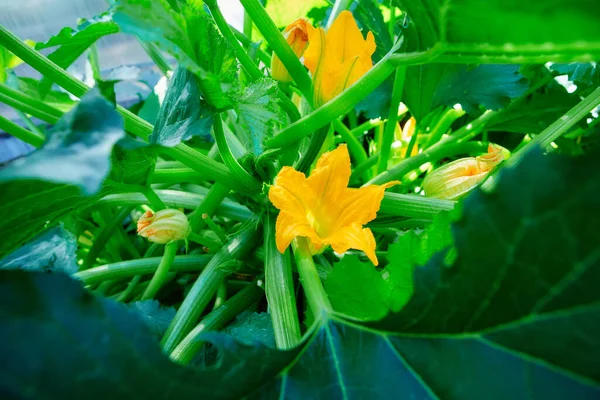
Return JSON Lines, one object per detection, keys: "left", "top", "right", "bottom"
{"left": 169, "top": 280, "right": 264, "bottom": 364}
{"left": 213, "top": 282, "right": 227, "bottom": 309}
{"left": 351, "top": 118, "right": 385, "bottom": 137}
{"left": 510, "top": 85, "right": 600, "bottom": 166}
{"left": 291, "top": 237, "right": 332, "bottom": 319}
{"left": 378, "top": 66, "right": 406, "bottom": 173}
{"left": 141, "top": 241, "right": 178, "bottom": 300}
{"left": 294, "top": 124, "right": 331, "bottom": 173}
{"left": 189, "top": 183, "right": 230, "bottom": 232}
{"left": 404, "top": 123, "right": 420, "bottom": 158}
{"left": 0, "top": 91, "right": 60, "bottom": 124}
{"left": 433, "top": 110, "right": 498, "bottom": 148}
{"left": 326, "top": 0, "right": 353, "bottom": 28}
{"left": 332, "top": 119, "right": 368, "bottom": 167}
{"left": 73, "top": 255, "right": 212, "bottom": 285}
{"left": 116, "top": 275, "right": 142, "bottom": 302}
{"left": 97, "top": 190, "right": 252, "bottom": 221}
{"left": 88, "top": 43, "right": 102, "bottom": 81}
{"left": 379, "top": 192, "right": 455, "bottom": 218}
{"left": 83, "top": 207, "right": 133, "bottom": 270}
{"left": 206, "top": 0, "right": 301, "bottom": 122}
{"left": 16, "top": 109, "right": 45, "bottom": 137}
{"left": 202, "top": 214, "right": 228, "bottom": 244}
{"left": 231, "top": 25, "right": 271, "bottom": 66}
{"left": 350, "top": 153, "right": 379, "bottom": 182}
{"left": 265, "top": 213, "right": 301, "bottom": 349}
{"left": 239, "top": 0, "right": 313, "bottom": 99}
{"left": 161, "top": 220, "right": 262, "bottom": 353}
{"left": 368, "top": 141, "right": 490, "bottom": 185}
{"left": 0, "top": 115, "right": 44, "bottom": 147}
{"left": 213, "top": 114, "right": 262, "bottom": 193}
{"left": 138, "top": 40, "right": 172, "bottom": 76}
{"left": 143, "top": 187, "right": 166, "bottom": 210}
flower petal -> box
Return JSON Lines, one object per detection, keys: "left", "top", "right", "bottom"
{"left": 332, "top": 181, "right": 400, "bottom": 229}
{"left": 275, "top": 211, "right": 322, "bottom": 254}
{"left": 327, "top": 11, "right": 375, "bottom": 64}
{"left": 269, "top": 166, "right": 316, "bottom": 217}
{"left": 306, "top": 144, "right": 352, "bottom": 204}
{"left": 303, "top": 25, "right": 325, "bottom": 75}
{"left": 326, "top": 223, "right": 378, "bottom": 265}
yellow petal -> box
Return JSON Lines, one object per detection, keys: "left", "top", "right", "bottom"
{"left": 303, "top": 25, "right": 325, "bottom": 75}
{"left": 268, "top": 166, "right": 316, "bottom": 217}
{"left": 326, "top": 11, "right": 375, "bottom": 65}
{"left": 271, "top": 18, "right": 312, "bottom": 82}
{"left": 275, "top": 211, "right": 321, "bottom": 254}
{"left": 332, "top": 181, "right": 400, "bottom": 229}
{"left": 306, "top": 144, "right": 352, "bottom": 204}
{"left": 326, "top": 223, "right": 378, "bottom": 265}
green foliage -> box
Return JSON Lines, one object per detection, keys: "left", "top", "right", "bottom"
{"left": 126, "top": 300, "right": 177, "bottom": 337}
{"left": 0, "top": 90, "right": 125, "bottom": 194}
{"left": 113, "top": 0, "right": 238, "bottom": 109}
{"left": 404, "top": 64, "right": 528, "bottom": 120}
{"left": 0, "top": 225, "right": 78, "bottom": 274}
{"left": 151, "top": 66, "right": 214, "bottom": 147}
{"left": 234, "top": 78, "right": 283, "bottom": 155}
{"left": 109, "top": 139, "right": 157, "bottom": 187}
{"left": 223, "top": 311, "right": 276, "bottom": 347}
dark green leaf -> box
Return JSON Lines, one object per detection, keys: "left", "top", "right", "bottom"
{"left": 113, "top": 0, "right": 238, "bottom": 109}
{"left": 0, "top": 270, "right": 298, "bottom": 399}
{"left": 0, "top": 90, "right": 125, "bottom": 194}
{"left": 126, "top": 300, "right": 176, "bottom": 337}
{"left": 109, "top": 138, "right": 157, "bottom": 186}
{"left": 151, "top": 66, "right": 214, "bottom": 147}
{"left": 355, "top": 75, "right": 393, "bottom": 119}
{"left": 235, "top": 78, "right": 283, "bottom": 155}
{"left": 404, "top": 64, "right": 528, "bottom": 120}
{"left": 223, "top": 311, "right": 276, "bottom": 348}
{"left": 350, "top": 0, "right": 393, "bottom": 62}
{"left": 394, "top": 0, "right": 600, "bottom": 61}
{"left": 0, "top": 225, "right": 77, "bottom": 274}
{"left": 34, "top": 13, "right": 120, "bottom": 94}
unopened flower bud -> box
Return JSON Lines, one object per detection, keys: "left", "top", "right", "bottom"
{"left": 137, "top": 209, "right": 189, "bottom": 244}
{"left": 271, "top": 18, "right": 311, "bottom": 83}
{"left": 423, "top": 144, "right": 504, "bottom": 200}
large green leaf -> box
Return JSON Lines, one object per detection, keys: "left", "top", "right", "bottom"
{"left": 403, "top": 64, "right": 528, "bottom": 120}
{"left": 108, "top": 139, "right": 157, "bottom": 187}
{"left": 150, "top": 65, "right": 214, "bottom": 147}
{"left": 394, "top": 0, "right": 600, "bottom": 62}
{"left": 0, "top": 225, "right": 77, "bottom": 274}
{"left": 113, "top": 0, "right": 238, "bottom": 110}
{"left": 0, "top": 90, "right": 125, "bottom": 194}
{"left": 234, "top": 78, "right": 283, "bottom": 155}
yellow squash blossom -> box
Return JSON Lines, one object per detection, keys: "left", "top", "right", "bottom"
{"left": 137, "top": 209, "right": 189, "bottom": 244}
{"left": 269, "top": 144, "right": 398, "bottom": 265}
{"left": 271, "top": 18, "right": 311, "bottom": 83}
{"left": 422, "top": 144, "right": 504, "bottom": 200}
{"left": 303, "top": 10, "right": 376, "bottom": 107}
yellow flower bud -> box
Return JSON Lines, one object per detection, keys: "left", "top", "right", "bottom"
{"left": 271, "top": 18, "right": 311, "bottom": 83}
{"left": 137, "top": 209, "right": 189, "bottom": 244}
{"left": 422, "top": 144, "right": 504, "bottom": 200}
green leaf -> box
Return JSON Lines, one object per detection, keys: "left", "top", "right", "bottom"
{"left": 488, "top": 82, "right": 581, "bottom": 134}
{"left": 0, "top": 89, "right": 125, "bottom": 194}
{"left": 34, "top": 12, "right": 120, "bottom": 94}
{"left": 350, "top": 0, "right": 393, "bottom": 62}
{"left": 234, "top": 78, "right": 283, "bottom": 155}
{"left": 324, "top": 212, "right": 453, "bottom": 321}
{"left": 109, "top": 138, "right": 157, "bottom": 187}
{"left": 113, "top": 0, "right": 238, "bottom": 110}
{"left": 404, "top": 64, "right": 528, "bottom": 120}
{"left": 394, "top": 0, "right": 600, "bottom": 61}
{"left": 151, "top": 65, "right": 214, "bottom": 147}
{"left": 0, "top": 270, "right": 299, "bottom": 399}
{"left": 223, "top": 311, "right": 276, "bottom": 348}
{"left": 126, "top": 300, "right": 176, "bottom": 338}
{"left": 0, "top": 225, "right": 77, "bottom": 274}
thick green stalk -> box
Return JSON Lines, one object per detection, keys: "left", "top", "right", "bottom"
{"left": 0, "top": 82, "right": 63, "bottom": 121}
{"left": 294, "top": 124, "right": 331, "bottom": 173}
{"left": 351, "top": 118, "right": 385, "bottom": 137}
{"left": 368, "top": 141, "right": 490, "bottom": 185}
{"left": 239, "top": 0, "right": 313, "bottom": 99}
{"left": 230, "top": 25, "right": 271, "bottom": 66}
{"left": 213, "top": 114, "right": 262, "bottom": 193}
{"left": 378, "top": 66, "right": 406, "bottom": 173}
{"left": 170, "top": 280, "right": 264, "bottom": 364}
{"left": 73, "top": 255, "right": 212, "bottom": 285}
{"left": 424, "top": 107, "right": 465, "bottom": 148}
{"left": 332, "top": 119, "right": 368, "bottom": 166}
{"left": 379, "top": 192, "right": 455, "bottom": 218}
{"left": 141, "top": 241, "right": 179, "bottom": 300}
{"left": 189, "top": 183, "right": 230, "bottom": 232}
{"left": 138, "top": 40, "right": 172, "bottom": 76}
{"left": 350, "top": 154, "right": 379, "bottom": 182}
{"left": 0, "top": 93, "right": 59, "bottom": 125}
{"left": 509, "top": 85, "right": 600, "bottom": 166}
{"left": 292, "top": 237, "right": 332, "bottom": 319}
{"left": 161, "top": 220, "right": 262, "bottom": 353}
{"left": 0, "top": 115, "right": 44, "bottom": 147}
{"left": 265, "top": 213, "right": 301, "bottom": 349}
{"left": 97, "top": 190, "right": 252, "bottom": 221}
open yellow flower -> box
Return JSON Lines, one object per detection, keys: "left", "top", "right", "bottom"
{"left": 303, "top": 10, "right": 376, "bottom": 107}
{"left": 422, "top": 144, "right": 505, "bottom": 200}
{"left": 268, "top": 144, "right": 398, "bottom": 265}
{"left": 271, "top": 18, "right": 311, "bottom": 83}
